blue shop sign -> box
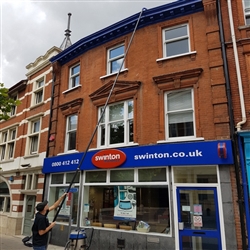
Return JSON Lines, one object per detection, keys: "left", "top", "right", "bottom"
{"left": 42, "top": 140, "right": 234, "bottom": 174}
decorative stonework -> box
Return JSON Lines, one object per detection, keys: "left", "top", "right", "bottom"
{"left": 89, "top": 80, "right": 141, "bottom": 106}
{"left": 59, "top": 98, "right": 83, "bottom": 116}
{"left": 153, "top": 68, "right": 203, "bottom": 91}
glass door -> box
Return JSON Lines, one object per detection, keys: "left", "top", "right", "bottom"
{"left": 176, "top": 187, "right": 222, "bottom": 250}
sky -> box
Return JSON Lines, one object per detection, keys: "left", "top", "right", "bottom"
{"left": 0, "top": 0, "right": 175, "bottom": 89}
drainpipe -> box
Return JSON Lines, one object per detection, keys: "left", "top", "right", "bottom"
{"left": 227, "top": 0, "right": 247, "bottom": 131}
{"left": 217, "top": 0, "right": 247, "bottom": 249}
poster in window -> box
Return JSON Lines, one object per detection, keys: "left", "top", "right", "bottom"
{"left": 193, "top": 204, "right": 202, "bottom": 215}
{"left": 113, "top": 186, "right": 136, "bottom": 221}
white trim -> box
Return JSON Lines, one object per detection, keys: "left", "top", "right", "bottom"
{"left": 156, "top": 51, "right": 197, "bottom": 62}
{"left": 62, "top": 84, "right": 82, "bottom": 94}
{"left": 100, "top": 68, "right": 128, "bottom": 79}
{"left": 157, "top": 137, "right": 204, "bottom": 144}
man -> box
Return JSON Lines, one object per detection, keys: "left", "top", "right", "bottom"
{"left": 32, "top": 193, "right": 67, "bottom": 250}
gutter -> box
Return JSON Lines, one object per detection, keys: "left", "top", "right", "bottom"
{"left": 227, "top": 0, "right": 247, "bottom": 131}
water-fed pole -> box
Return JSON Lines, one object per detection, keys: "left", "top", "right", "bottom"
{"left": 53, "top": 7, "right": 147, "bottom": 224}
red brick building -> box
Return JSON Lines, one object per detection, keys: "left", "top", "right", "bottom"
{"left": 42, "top": 0, "right": 242, "bottom": 249}
{"left": 0, "top": 0, "right": 247, "bottom": 249}
{"left": 0, "top": 47, "right": 61, "bottom": 235}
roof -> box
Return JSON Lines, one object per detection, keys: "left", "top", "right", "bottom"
{"left": 50, "top": 0, "right": 203, "bottom": 65}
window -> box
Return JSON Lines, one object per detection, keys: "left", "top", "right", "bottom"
{"left": 244, "top": 0, "right": 250, "bottom": 24}
{"left": 98, "top": 100, "right": 133, "bottom": 147}
{"left": 83, "top": 168, "right": 170, "bottom": 234}
{"left": 65, "top": 114, "right": 77, "bottom": 151}
{"left": 33, "top": 78, "right": 44, "bottom": 105}
{"left": 10, "top": 95, "right": 17, "bottom": 116}
{"left": 24, "top": 174, "right": 38, "bottom": 190}
{"left": 0, "top": 128, "right": 17, "bottom": 160}
{"left": 49, "top": 172, "right": 80, "bottom": 224}
{"left": 27, "top": 119, "right": 41, "bottom": 155}
{"left": 163, "top": 24, "right": 190, "bottom": 58}
{"left": 69, "top": 64, "right": 80, "bottom": 88}
{"left": 107, "top": 44, "right": 125, "bottom": 74}
{"left": 165, "top": 89, "right": 195, "bottom": 139}
{"left": 0, "top": 180, "right": 10, "bottom": 212}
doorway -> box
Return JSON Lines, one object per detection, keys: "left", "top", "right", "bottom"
{"left": 176, "top": 187, "right": 222, "bottom": 250}
{"left": 23, "top": 195, "right": 36, "bottom": 235}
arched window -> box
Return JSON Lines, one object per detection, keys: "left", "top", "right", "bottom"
{"left": 0, "top": 179, "right": 10, "bottom": 212}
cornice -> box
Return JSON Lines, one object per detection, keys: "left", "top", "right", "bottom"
{"left": 50, "top": 0, "right": 203, "bottom": 66}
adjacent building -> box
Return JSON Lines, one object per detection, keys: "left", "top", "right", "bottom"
{"left": 0, "top": 47, "right": 61, "bottom": 235}
{"left": 221, "top": 0, "right": 250, "bottom": 248}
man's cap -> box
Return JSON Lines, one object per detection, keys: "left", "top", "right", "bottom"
{"left": 36, "top": 200, "right": 48, "bottom": 211}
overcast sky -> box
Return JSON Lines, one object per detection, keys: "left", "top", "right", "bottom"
{"left": 0, "top": 0, "right": 175, "bottom": 89}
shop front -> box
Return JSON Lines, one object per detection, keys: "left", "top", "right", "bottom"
{"left": 43, "top": 140, "right": 236, "bottom": 250}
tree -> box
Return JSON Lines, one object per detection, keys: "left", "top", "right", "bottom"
{"left": 0, "top": 83, "right": 21, "bottom": 120}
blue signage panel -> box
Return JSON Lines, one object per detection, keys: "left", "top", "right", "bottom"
{"left": 43, "top": 140, "right": 234, "bottom": 173}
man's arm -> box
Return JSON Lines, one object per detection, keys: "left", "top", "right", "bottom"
{"left": 38, "top": 222, "right": 56, "bottom": 235}
{"left": 49, "top": 193, "right": 67, "bottom": 211}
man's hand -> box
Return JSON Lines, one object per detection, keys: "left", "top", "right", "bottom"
{"left": 50, "top": 221, "right": 56, "bottom": 228}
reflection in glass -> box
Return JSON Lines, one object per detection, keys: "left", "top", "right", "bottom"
{"left": 181, "top": 236, "right": 218, "bottom": 250}
{"left": 179, "top": 190, "right": 217, "bottom": 230}
{"left": 173, "top": 166, "right": 217, "bottom": 184}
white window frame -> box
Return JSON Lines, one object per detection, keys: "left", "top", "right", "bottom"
{"left": 69, "top": 64, "right": 80, "bottom": 89}
{"left": 243, "top": 0, "right": 250, "bottom": 25}
{"left": 0, "top": 179, "right": 10, "bottom": 213}
{"left": 97, "top": 100, "right": 133, "bottom": 148}
{"left": 162, "top": 23, "right": 190, "bottom": 58}
{"left": 10, "top": 95, "right": 17, "bottom": 116}
{"left": 65, "top": 114, "right": 78, "bottom": 152}
{"left": 27, "top": 118, "right": 41, "bottom": 155}
{"left": 164, "top": 88, "right": 196, "bottom": 141}
{"left": 0, "top": 127, "right": 17, "bottom": 161}
{"left": 24, "top": 174, "right": 38, "bottom": 190}
{"left": 107, "top": 44, "right": 125, "bottom": 74}
{"left": 33, "top": 78, "right": 44, "bottom": 105}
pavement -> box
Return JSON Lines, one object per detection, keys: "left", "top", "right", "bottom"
{"left": 0, "top": 233, "right": 65, "bottom": 250}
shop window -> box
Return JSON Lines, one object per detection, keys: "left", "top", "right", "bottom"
{"left": 27, "top": 118, "right": 41, "bottom": 155}
{"left": 49, "top": 172, "right": 80, "bottom": 224}
{"left": 98, "top": 100, "right": 133, "bottom": 147}
{"left": 173, "top": 166, "right": 218, "bottom": 184}
{"left": 0, "top": 180, "right": 10, "bottom": 213}
{"left": 0, "top": 127, "right": 17, "bottom": 161}
{"left": 66, "top": 172, "right": 80, "bottom": 184}
{"left": 86, "top": 185, "right": 170, "bottom": 234}
{"left": 162, "top": 23, "right": 190, "bottom": 58}
{"left": 110, "top": 169, "right": 134, "bottom": 182}
{"left": 51, "top": 174, "right": 64, "bottom": 184}
{"left": 65, "top": 114, "right": 77, "bottom": 152}
{"left": 85, "top": 171, "right": 106, "bottom": 183}
{"left": 244, "top": 0, "right": 250, "bottom": 24}
{"left": 33, "top": 78, "right": 44, "bottom": 105}
{"left": 107, "top": 44, "right": 125, "bottom": 74}
{"left": 69, "top": 64, "right": 80, "bottom": 89}
{"left": 165, "top": 89, "right": 195, "bottom": 140}
{"left": 138, "top": 168, "right": 166, "bottom": 182}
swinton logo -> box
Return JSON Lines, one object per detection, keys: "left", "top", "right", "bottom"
{"left": 91, "top": 149, "right": 126, "bottom": 169}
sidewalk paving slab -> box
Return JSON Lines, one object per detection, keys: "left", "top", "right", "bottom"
{"left": 0, "top": 233, "right": 65, "bottom": 250}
